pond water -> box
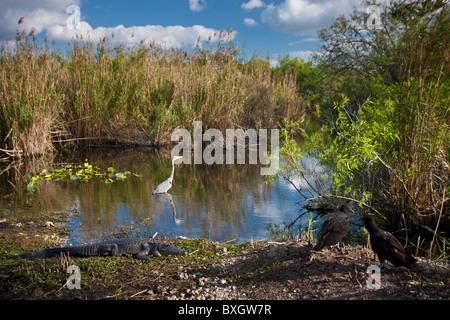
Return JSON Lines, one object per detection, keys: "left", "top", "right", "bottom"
{"left": 1, "top": 148, "right": 314, "bottom": 244}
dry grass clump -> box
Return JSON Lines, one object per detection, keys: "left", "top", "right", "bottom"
{"left": 0, "top": 34, "right": 64, "bottom": 157}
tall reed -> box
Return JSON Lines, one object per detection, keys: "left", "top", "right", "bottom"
{"left": 0, "top": 34, "right": 64, "bottom": 157}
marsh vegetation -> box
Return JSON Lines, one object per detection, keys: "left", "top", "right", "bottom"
{"left": 0, "top": 28, "right": 299, "bottom": 157}
{"left": 0, "top": 0, "right": 449, "bottom": 260}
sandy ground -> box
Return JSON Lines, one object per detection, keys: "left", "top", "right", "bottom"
{"left": 202, "top": 240, "right": 449, "bottom": 300}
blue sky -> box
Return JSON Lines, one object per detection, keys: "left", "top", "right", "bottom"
{"left": 1, "top": 0, "right": 368, "bottom": 63}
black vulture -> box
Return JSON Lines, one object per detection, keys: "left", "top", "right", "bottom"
{"left": 314, "top": 205, "right": 350, "bottom": 251}
{"left": 362, "top": 215, "right": 416, "bottom": 268}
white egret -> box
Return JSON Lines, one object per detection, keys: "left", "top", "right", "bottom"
{"left": 152, "top": 156, "right": 183, "bottom": 194}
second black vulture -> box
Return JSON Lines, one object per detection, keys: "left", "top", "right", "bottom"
{"left": 314, "top": 205, "right": 350, "bottom": 251}
{"left": 362, "top": 215, "right": 416, "bottom": 269}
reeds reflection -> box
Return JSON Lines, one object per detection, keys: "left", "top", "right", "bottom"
{"left": 1, "top": 149, "right": 303, "bottom": 244}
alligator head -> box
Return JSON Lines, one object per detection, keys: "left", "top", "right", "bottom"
{"left": 153, "top": 242, "right": 188, "bottom": 256}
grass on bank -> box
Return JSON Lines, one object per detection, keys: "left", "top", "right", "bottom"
{"left": 0, "top": 213, "right": 250, "bottom": 299}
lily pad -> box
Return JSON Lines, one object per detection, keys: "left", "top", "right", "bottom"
{"left": 25, "top": 162, "right": 140, "bottom": 193}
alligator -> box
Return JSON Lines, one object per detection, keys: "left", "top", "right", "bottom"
{"left": 11, "top": 238, "right": 188, "bottom": 261}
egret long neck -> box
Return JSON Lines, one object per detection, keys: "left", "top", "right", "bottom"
{"left": 169, "top": 163, "right": 175, "bottom": 181}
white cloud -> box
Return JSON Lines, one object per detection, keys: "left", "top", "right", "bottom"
{"left": 0, "top": 0, "right": 80, "bottom": 41}
{"left": 304, "top": 37, "right": 319, "bottom": 42}
{"left": 241, "top": 0, "right": 266, "bottom": 10}
{"left": 189, "top": 0, "right": 207, "bottom": 12}
{"left": 261, "top": 0, "right": 361, "bottom": 35}
{"left": 0, "top": 0, "right": 234, "bottom": 49}
{"left": 288, "top": 50, "right": 316, "bottom": 61}
{"left": 244, "top": 18, "right": 258, "bottom": 27}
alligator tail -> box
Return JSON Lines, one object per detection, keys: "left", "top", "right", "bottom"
{"left": 12, "top": 244, "right": 101, "bottom": 260}
{"left": 12, "top": 248, "right": 68, "bottom": 260}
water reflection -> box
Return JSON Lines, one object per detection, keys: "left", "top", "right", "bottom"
{"left": 1, "top": 149, "right": 305, "bottom": 244}
{"left": 152, "top": 193, "right": 184, "bottom": 225}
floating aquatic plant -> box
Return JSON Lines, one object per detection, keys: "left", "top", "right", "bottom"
{"left": 26, "top": 163, "right": 140, "bottom": 192}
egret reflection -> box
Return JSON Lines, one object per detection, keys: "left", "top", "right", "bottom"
{"left": 152, "top": 192, "right": 184, "bottom": 225}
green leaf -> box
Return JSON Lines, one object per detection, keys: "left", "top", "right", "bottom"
{"left": 25, "top": 172, "right": 34, "bottom": 180}
{"left": 27, "top": 181, "right": 38, "bottom": 192}
{"left": 115, "top": 173, "right": 126, "bottom": 180}
{"left": 84, "top": 163, "right": 92, "bottom": 169}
